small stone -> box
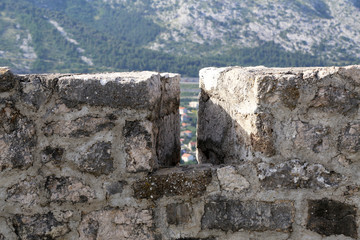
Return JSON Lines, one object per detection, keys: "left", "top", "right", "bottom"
{"left": 216, "top": 166, "right": 249, "bottom": 192}
{"left": 78, "top": 207, "right": 154, "bottom": 240}
{"left": 133, "top": 165, "right": 212, "bottom": 200}
{"left": 0, "top": 68, "right": 15, "bottom": 92}
{"left": 202, "top": 199, "right": 294, "bottom": 232}
{"left": 294, "top": 121, "right": 330, "bottom": 153}
{"left": 41, "top": 146, "right": 64, "bottom": 165}
{"left": 166, "top": 203, "right": 192, "bottom": 225}
{"left": 307, "top": 199, "right": 357, "bottom": 239}
{"left": 6, "top": 177, "right": 40, "bottom": 207}
{"left": 104, "top": 181, "right": 126, "bottom": 196}
{"left": 12, "top": 212, "right": 70, "bottom": 239}
{"left": 339, "top": 122, "right": 360, "bottom": 154}
{"left": 77, "top": 141, "right": 114, "bottom": 176}
{"left": 124, "top": 120, "right": 155, "bottom": 172}
{"left": 45, "top": 175, "right": 95, "bottom": 203}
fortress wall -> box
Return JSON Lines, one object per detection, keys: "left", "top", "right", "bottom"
{"left": 0, "top": 66, "right": 360, "bottom": 240}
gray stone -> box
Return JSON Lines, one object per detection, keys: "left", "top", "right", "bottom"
{"left": 12, "top": 212, "right": 70, "bottom": 240}
{"left": 257, "top": 159, "right": 342, "bottom": 189}
{"left": 0, "top": 104, "right": 36, "bottom": 171}
{"left": 78, "top": 207, "right": 154, "bottom": 240}
{"left": 307, "top": 199, "right": 357, "bottom": 239}
{"left": 124, "top": 120, "right": 155, "bottom": 172}
{"left": 202, "top": 199, "right": 294, "bottom": 232}
{"left": 104, "top": 181, "right": 126, "bottom": 196}
{"left": 57, "top": 72, "right": 161, "bottom": 109}
{"left": 339, "top": 122, "right": 360, "bottom": 154}
{"left": 166, "top": 203, "right": 191, "bottom": 225}
{"left": 6, "top": 177, "right": 40, "bottom": 207}
{"left": 45, "top": 175, "right": 95, "bottom": 203}
{"left": 77, "top": 141, "right": 114, "bottom": 176}
{"left": 216, "top": 166, "right": 249, "bottom": 192}
{"left": 43, "top": 114, "right": 116, "bottom": 138}
{"left": 0, "top": 68, "right": 15, "bottom": 92}
{"left": 133, "top": 165, "right": 212, "bottom": 200}
{"left": 41, "top": 146, "right": 64, "bottom": 165}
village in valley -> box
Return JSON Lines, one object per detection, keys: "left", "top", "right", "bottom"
{"left": 179, "top": 78, "right": 199, "bottom": 165}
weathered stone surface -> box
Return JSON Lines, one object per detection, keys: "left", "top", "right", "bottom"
{"left": 12, "top": 212, "right": 70, "bottom": 239}
{"left": 45, "top": 175, "right": 95, "bottom": 203}
{"left": 6, "top": 177, "right": 40, "bottom": 207}
{"left": 57, "top": 72, "right": 161, "bottom": 109}
{"left": 202, "top": 199, "right": 294, "bottom": 232}
{"left": 0, "top": 68, "right": 15, "bottom": 92}
{"left": 310, "top": 86, "right": 359, "bottom": 114}
{"left": 307, "top": 199, "right": 357, "bottom": 238}
{"left": 133, "top": 165, "right": 212, "bottom": 200}
{"left": 124, "top": 120, "right": 155, "bottom": 172}
{"left": 76, "top": 141, "right": 114, "bottom": 176}
{"left": 339, "top": 122, "right": 360, "bottom": 154}
{"left": 41, "top": 146, "right": 64, "bottom": 165}
{"left": 250, "top": 113, "right": 276, "bottom": 156}
{"left": 78, "top": 207, "right": 154, "bottom": 240}
{"left": 176, "top": 238, "right": 216, "bottom": 240}
{"left": 293, "top": 121, "right": 330, "bottom": 153}
{"left": 216, "top": 166, "right": 249, "bottom": 192}
{"left": 0, "top": 104, "right": 36, "bottom": 171}
{"left": 257, "top": 160, "right": 341, "bottom": 189}
{"left": 104, "top": 181, "right": 126, "bottom": 196}
{"left": 166, "top": 203, "right": 192, "bottom": 225}
{"left": 43, "top": 115, "right": 116, "bottom": 138}
{"left": 20, "top": 75, "right": 58, "bottom": 109}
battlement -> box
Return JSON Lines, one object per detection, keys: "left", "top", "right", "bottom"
{"left": 0, "top": 66, "right": 359, "bottom": 239}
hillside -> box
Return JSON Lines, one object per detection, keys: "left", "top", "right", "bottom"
{"left": 0, "top": 0, "right": 359, "bottom": 76}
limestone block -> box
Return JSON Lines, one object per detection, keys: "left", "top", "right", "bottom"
{"left": 257, "top": 159, "right": 341, "bottom": 189}
{"left": 12, "top": 213, "right": 70, "bottom": 239}
{"left": 0, "top": 104, "right": 36, "bottom": 171}
{"left": 216, "top": 166, "right": 249, "bottom": 192}
{"left": 78, "top": 207, "right": 154, "bottom": 240}
{"left": 198, "top": 66, "right": 360, "bottom": 164}
{"left": 166, "top": 203, "right": 192, "bottom": 225}
{"left": 133, "top": 165, "right": 212, "bottom": 200}
{"left": 202, "top": 199, "right": 294, "bottom": 232}
{"left": 0, "top": 68, "right": 15, "bottom": 92}
{"left": 307, "top": 199, "right": 357, "bottom": 239}
{"left": 45, "top": 175, "right": 96, "bottom": 203}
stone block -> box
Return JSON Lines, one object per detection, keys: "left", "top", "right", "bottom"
{"left": 166, "top": 203, "right": 192, "bottom": 225}
{"left": 78, "top": 207, "right": 154, "bottom": 240}
{"left": 257, "top": 159, "right": 341, "bottom": 189}
{"left": 0, "top": 68, "right": 15, "bottom": 92}
{"left": 202, "top": 199, "right": 294, "bottom": 232}
{"left": 133, "top": 165, "right": 212, "bottom": 200}
{"left": 6, "top": 177, "right": 40, "bottom": 207}
{"left": 57, "top": 72, "right": 162, "bottom": 109}
{"left": 43, "top": 114, "right": 116, "bottom": 138}
{"left": 75, "top": 141, "right": 114, "bottom": 176}
{"left": 307, "top": 199, "right": 357, "bottom": 238}
{"left": 216, "top": 166, "right": 249, "bottom": 192}
{"left": 12, "top": 212, "right": 70, "bottom": 239}
{"left": 198, "top": 66, "right": 360, "bottom": 164}
{"left": 0, "top": 104, "right": 36, "bottom": 171}
{"left": 45, "top": 175, "right": 95, "bottom": 203}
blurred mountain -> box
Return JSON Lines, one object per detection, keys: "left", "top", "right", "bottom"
{"left": 1, "top": 0, "right": 359, "bottom": 76}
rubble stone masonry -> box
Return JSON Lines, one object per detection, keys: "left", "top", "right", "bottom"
{"left": 0, "top": 66, "right": 360, "bottom": 239}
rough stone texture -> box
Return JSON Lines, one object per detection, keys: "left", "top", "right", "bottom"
{"left": 12, "top": 213, "right": 70, "bottom": 239}
{"left": 76, "top": 141, "right": 114, "bottom": 176}
{"left": 0, "top": 104, "right": 36, "bottom": 171}
{"left": 166, "top": 203, "right": 192, "bottom": 225}
{"left": 0, "top": 68, "right": 15, "bottom": 92}
{"left": 124, "top": 120, "right": 155, "bottom": 173}
{"left": 257, "top": 159, "right": 342, "bottom": 189}
{"left": 216, "top": 166, "right": 249, "bottom": 192}
{"left": 6, "top": 177, "right": 40, "bottom": 207}
{"left": 78, "top": 207, "right": 154, "bottom": 240}
{"left": 198, "top": 66, "right": 360, "bottom": 164}
{"left": 307, "top": 199, "right": 357, "bottom": 239}
{"left": 202, "top": 199, "right": 294, "bottom": 232}
{"left": 45, "top": 175, "right": 96, "bottom": 203}
{"left": 133, "top": 165, "right": 212, "bottom": 200}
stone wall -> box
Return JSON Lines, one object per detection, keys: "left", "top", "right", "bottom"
{"left": 197, "top": 66, "right": 360, "bottom": 239}
{"left": 1, "top": 66, "right": 360, "bottom": 240}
